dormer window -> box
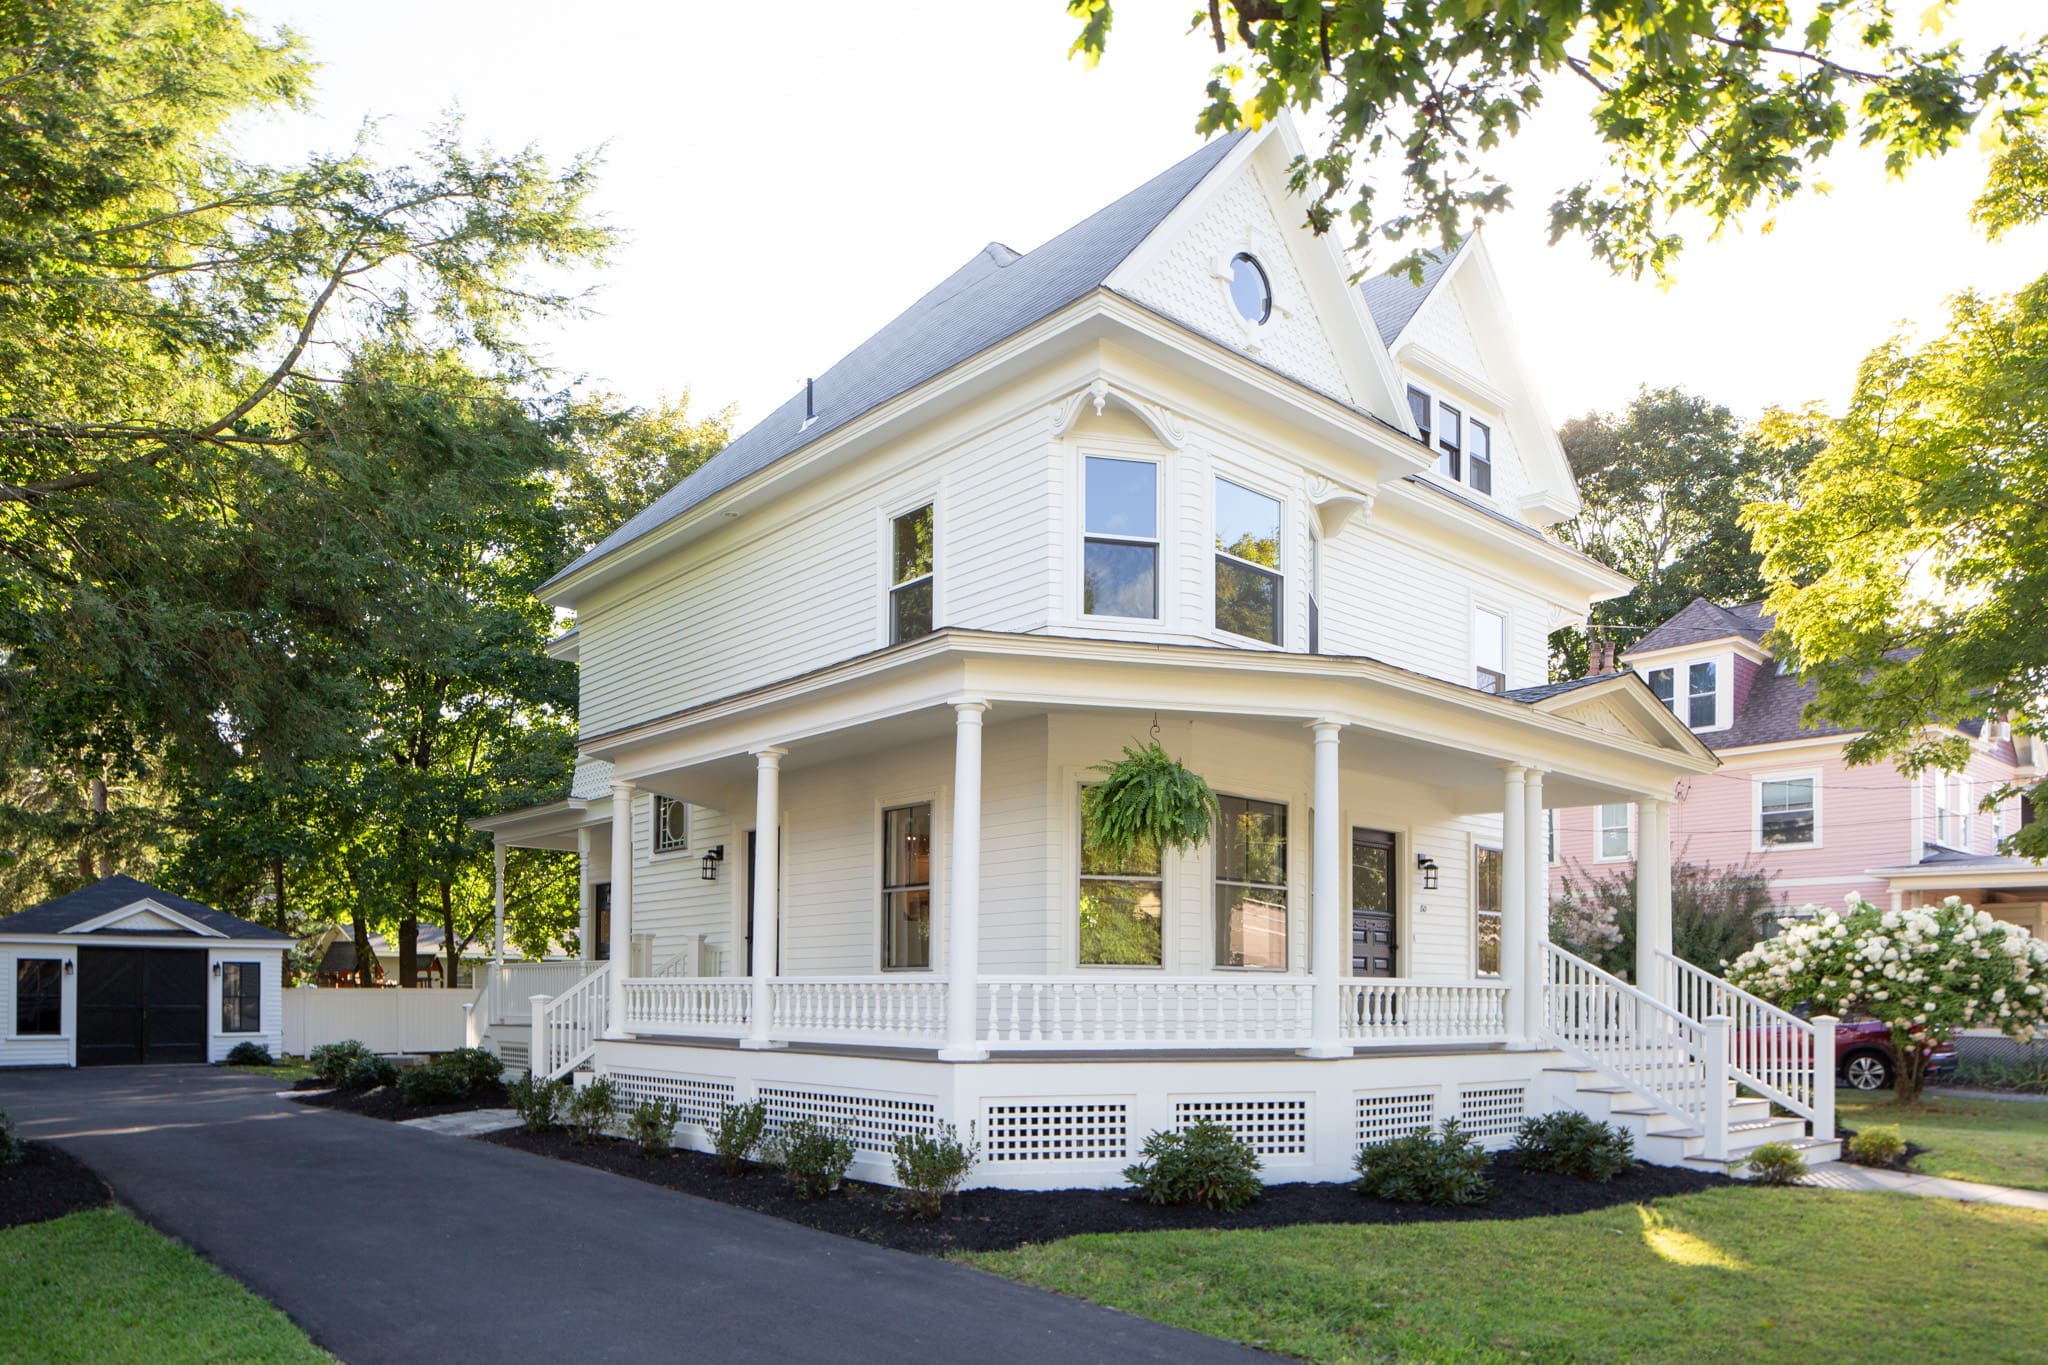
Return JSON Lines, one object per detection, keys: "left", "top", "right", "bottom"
{"left": 1648, "top": 667, "right": 1675, "bottom": 713}
{"left": 1228, "top": 253, "right": 1271, "bottom": 324}
{"left": 1470, "top": 421, "right": 1492, "bottom": 495}
{"left": 1438, "top": 404, "right": 1463, "bottom": 481}
{"left": 1687, "top": 661, "right": 1717, "bottom": 728}
{"left": 1407, "top": 386, "right": 1431, "bottom": 446}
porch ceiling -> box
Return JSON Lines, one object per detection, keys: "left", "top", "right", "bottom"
{"left": 467, "top": 798, "right": 599, "bottom": 851}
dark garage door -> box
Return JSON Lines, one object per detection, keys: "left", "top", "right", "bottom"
{"left": 77, "top": 947, "right": 208, "bottom": 1066}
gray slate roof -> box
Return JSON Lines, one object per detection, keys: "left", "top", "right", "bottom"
{"left": 1699, "top": 662, "right": 1846, "bottom": 751}
{"left": 1632, "top": 597, "right": 1771, "bottom": 655}
{"left": 545, "top": 132, "right": 1249, "bottom": 591}
{"left": 1358, "top": 246, "right": 1459, "bottom": 348}
{"left": 0, "top": 874, "right": 292, "bottom": 941}
{"left": 1502, "top": 674, "right": 1622, "bottom": 704}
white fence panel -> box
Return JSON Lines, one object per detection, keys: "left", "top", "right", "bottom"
{"left": 282, "top": 986, "right": 481, "bottom": 1056}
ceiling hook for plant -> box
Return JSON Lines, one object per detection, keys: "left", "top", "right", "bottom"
{"left": 1150, "top": 711, "right": 1161, "bottom": 744}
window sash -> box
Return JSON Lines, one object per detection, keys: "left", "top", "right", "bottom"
{"left": 654, "top": 797, "right": 689, "bottom": 853}
{"left": 1474, "top": 846, "right": 1502, "bottom": 976}
{"left": 14, "top": 959, "right": 61, "bottom": 1036}
{"left": 1597, "top": 803, "right": 1630, "bottom": 858}
{"left": 1759, "top": 779, "right": 1816, "bottom": 847}
{"left": 1214, "top": 795, "right": 1287, "bottom": 969}
{"left": 1648, "top": 668, "right": 1675, "bottom": 712}
{"left": 1407, "top": 386, "right": 1432, "bottom": 446}
{"left": 1473, "top": 608, "right": 1506, "bottom": 692}
{"left": 1083, "top": 456, "right": 1158, "bottom": 538}
{"left": 1687, "top": 661, "right": 1717, "bottom": 727}
{"left": 1079, "top": 792, "right": 1163, "bottom": 966}
{"left": 1214, "top": 554, "right": 1282, "bottom": 644}
{"left": 220, "top": 962, "right": 261, "bottom": 1034}
{"left": 890, "top": 576, "right": 933, "bottom": 643}
{"left": 1083, "top": 537, "right": 1159, "bottom": 618}
{"left": 881, "top": 804, "right": 933, "bottom": 970}
{"left": 1438, "top": 403, "right": 1463, "bottom": 480}
{"left": 1469, "top": 421, "right": 1492, "bottom": 495}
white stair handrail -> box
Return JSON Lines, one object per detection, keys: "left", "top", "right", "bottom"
{"left": 530, "top": 961, "right": 612, "bottom": 1081}
{"left": 1540, "top": 943, "right": 1715, "bottom": 1133}
{"left": 1660, "top": 950, "right": 1835, "bottom": 1140}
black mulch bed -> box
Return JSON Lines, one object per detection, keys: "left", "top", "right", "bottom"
{"left": 0, "top": 1143, "right": 113, "bottom": 1231}
{"left": 292, "top": 1081, "right": 511, "bottom": 1123}
{"left": 481, "top": 1127, "right": 1738, "bottom": 1256}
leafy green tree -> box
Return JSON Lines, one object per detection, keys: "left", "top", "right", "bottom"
{"left": 1068, "top": 1, "right": 2048, "bottom": 279}
{"left": 560, "top": 393, "right": 734, "bottom": 552}
{"left": 1550, "top": 387, "right": 1817, "bottom": 676}
{"left": 1747, "top": 272, "right": 2048, "bottom": 858}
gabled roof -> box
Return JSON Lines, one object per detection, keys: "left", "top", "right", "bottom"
{"left": 1358, "top": 246, "right": 1460, "bottom": 348}
{"left": 1632, "top": 598, "right": 1772, "bottom": 655}
{"left": 0, "top": 875, "right": 292, "bottom": 941}
{"left": 543, "top": 132, "right": 1250, "bottom": 594}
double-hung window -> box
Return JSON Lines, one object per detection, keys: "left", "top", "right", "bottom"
{"left": 14, "top": 959, "right": 61, "bottom": 1036}
{"left": 1438, "top": 404, "right": 1463, "bottom": 481}
{"left": 1647, "top": 667, "right": 1676, "bottom": 713}
{"left": 1082, "top": 456, "right": 1159, "bottom": 619}
{"left": 1758, "top": 776, "right": 1817, "bottom": 847}
{"left": 1473, "top": 607, "right": 1507, "bottom": 693}
{"left": 220, "top": 962, "right": 261, "bottom": 1033}
{"left": 1079, "top": 793, "right": 1163, "bottom": 966}
{"left": 1474, "top": 846, "right": 1502, "bottom": 976}
{"left": 1407, "top": 385, "right": 1432, "bottom": 448}
{"left": 1215, "top": 795, "right": 1287, "bottom": 969}
{"left": 1469, "top": 420, "right": 1493, "bottom": 495}
{"left": 1686, "top": 661, "right": 1717, "bottom": 728}
{"left": 1214, "top": 478, "right": 1282, "bottom": 645}
{"left": 880, "top": 803, "right": 933, "bottom": 969}
{"left": 1597, "top": 803, "right": 1631, "bottom": 860}
{"left": 890, "top": 504, "right": 934, "bottom": 642}
{"left": 654, "top": 796, "right": 688, "bottom": 853}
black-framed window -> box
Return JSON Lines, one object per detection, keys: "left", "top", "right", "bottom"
{"left": 1082, "top": 456, "right": 1159, "bottom": 619}
{"left": 654, "top": 796, "right": 689, "bottom": 853}
{"left": 14, "top": 959, "right": 61, "bottom": 1036}
{"left": 1687, "top": 660, "right": 1717, "bottom": 727}
{"left": 881, "top": 803, "right": 933, "bottom": 970}
{"left": 1469, "top": 420, "right": 1493, "bottom": 495}
{"left": 1080, "top": 792, "right": 1163, "bottom": 966}
{"left": 1215, "top": 795, "right": 1288, "bottom": 969}
{"left": 1438, "top": 403, "right": 1463, "bottom": 480}
{"left": 1474, "top": 607, "right": 1507, "bottom": 693}
{"left": 220, "top": 962, "right": 261, "bottom": 1033}
{"left": 1214, "top": 477, "right": 1282, "bottom": 645}
{"left": 890, "top": 504, "right": 934, "bottom": 643}
{"left": 1407, "top": 386, "right": 1432, "bottom": 448}
{"left": 1474, "top": 846, "right": 1502, "bottom": 976}
{"left": 1648, "top": 667, "right": 1675, "bottom": 713}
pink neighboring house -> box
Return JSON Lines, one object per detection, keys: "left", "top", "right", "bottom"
{"left": 1550, "top": 598, "right": 2048, "bottom": 936}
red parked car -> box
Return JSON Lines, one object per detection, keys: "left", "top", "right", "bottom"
{"left": 1835, "top": 1019, "right": 1958, "bottom": 1091}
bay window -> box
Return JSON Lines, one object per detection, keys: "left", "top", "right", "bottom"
{"left": 1215, "top": 795, "right": 1288, "bottom": 969}
{"left": 1214, "top": 478, "right": 1282, "bottom": 644}
{"left": 1082, "top": 456, "right": 1159, "bottom": 618}
{"left": 880, "top": 803, "right": 933, "bottom": 969}
{"left": 890, "top": 504, "right": 934, "bottom": 642}
{"left": 1079, "top": 794, "right": 1163, "bottom": 966}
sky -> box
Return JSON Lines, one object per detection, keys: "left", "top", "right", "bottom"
{"left": 234, "top": 0, "right": 2048, "bottom": 434}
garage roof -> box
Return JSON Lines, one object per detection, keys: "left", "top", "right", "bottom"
{"left": 0, "top": 875, "right": 293, "bottom": 941}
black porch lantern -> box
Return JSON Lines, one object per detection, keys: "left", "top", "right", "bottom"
{"left": 1416, "top": 853, "right": 1439, "bottom": 891}
{"left": 700, "top": 844, "right": 725, "bottom": 882}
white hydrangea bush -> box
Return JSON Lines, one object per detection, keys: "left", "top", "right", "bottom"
{"left": 1726, "top": 895, "right": 2048, "bottom": 1100}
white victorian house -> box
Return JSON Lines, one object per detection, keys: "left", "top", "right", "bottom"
{"left": 469, "top": 120, "right": 1840, "bottom": 1188}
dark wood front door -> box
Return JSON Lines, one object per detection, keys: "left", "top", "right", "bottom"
{"left": 1351, "top": 829, "right": 1398, "bottom": 978}
{"left": 592, "top": 882, "right": 611, "bottom": 961}
{"left": 77, "top": 947, "right": 207, "bottom": 1065}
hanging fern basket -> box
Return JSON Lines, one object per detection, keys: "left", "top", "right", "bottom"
{"left": 1082, "top": 741, "right": 1219, "bottom": 864}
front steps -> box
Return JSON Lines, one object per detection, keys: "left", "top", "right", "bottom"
{"left": 1544, "top": 1065, "right": 1840, "bottom": 1176}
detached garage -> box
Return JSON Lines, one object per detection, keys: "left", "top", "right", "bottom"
{"left": 0, "top": 875, "right": 289, "bottom": 1068}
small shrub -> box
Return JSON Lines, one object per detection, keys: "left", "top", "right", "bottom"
{"left": 224, "top": 1042, "right": 274, "bottom": 1067}
{"left": 1123, "top": 1121, "right": 1263, "bottom": 1212}
{"left": 1513, "top": 1111, "right": 1635, "bottom": 1182}
{"left": 713, "top": 1099, "right": 769, "bottom": 1174}
{"left": 567, "top": 1076, "right": 618, "bottom": 1144}
{"left": 629, "top": 1098, "right": 683, "bottom": 1158}
{"left": 309, "top": 1040, "right": 376, "bottom": 1086}
{"left": 0, "top": 1107, "right": 23, "bottom": 1166}
{"left": 1847, "top": 1124, "right": 1906, "bottom": 1168}
{"left": 507, "top": 1074, "right": 569, "bottom": 1132}
{"left": 1741, "top": 1141, "right": 1807, "bottom": 1185}
{"left": 1354, "top": 1120, "right": 1492, "bottom": 1206}
{"left": 437, "top": 1047, "right": 503, "bottom": 1091}
{"left": 337, "top": 1053, "right": 398, "bottom": 1092}
{"left": 771, "top": 1118, "right": 855, "bottom": 1200}
{"left": 892, "top": 1122, "right": 980, "bottom": 1218}
{"left": 398, "top": 1061, "right": 470, "bottom": 1107}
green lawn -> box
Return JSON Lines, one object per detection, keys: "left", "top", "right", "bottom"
{"left": 970, "top": 1188, "right": 2048, "bottom": 1363}
{"left": 222, "top": 1054, "right": 321, "bottom": 1084}
{"left": 1840, "top": 1087, "right": 2048, "bottom": 1191}
{"left": 0, "top": 1209, "right": 326, "bottom": 1363}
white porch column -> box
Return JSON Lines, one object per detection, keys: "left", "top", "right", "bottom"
{"left": 1635, "top": 796, "right": 1673, "bottom": 1003}
{"left": 744, "top": 748, "right": 788, "bottom": 1049}
{"left": 1499, "top": 765, "right": 1528, "bottom": 1043}
{"left": 607, "top": 780, "right": 636, "bottom": 1037}
{"left": 1522, "top": 768, "right": 1548, "bottom": 1042}
{"left": 1303, "top": 720, "right": 1349, "bottom": 1057}
{"left": 575, "top": 827, "right": 593, "bottom": 965}
{"left": 940, "top": 701, "right": 989, "bottom": 1061}
{"left": 492, "top": 841, "right": 507, "bottom": 967}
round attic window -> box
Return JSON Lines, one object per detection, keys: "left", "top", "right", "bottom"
{"left": 1228, "top": 252, "right": 1272, "bottom": 324}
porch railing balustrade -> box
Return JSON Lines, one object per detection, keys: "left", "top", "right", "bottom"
{"left": 771, "top": 977, "right": 948, "bottom": 1045}
{"left": 1340, "top": 980, "right": 1510, "bottom": 1043}
{"left": 623, "top": 978, "right": 752, "bottom": 1036}
{"left": 978, "top": 976, "right": 1315, "bottom": 1049}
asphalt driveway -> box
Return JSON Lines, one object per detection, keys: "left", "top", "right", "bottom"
{"left": 1, "top": 1067, "right": 1260, "bottom": 1363}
